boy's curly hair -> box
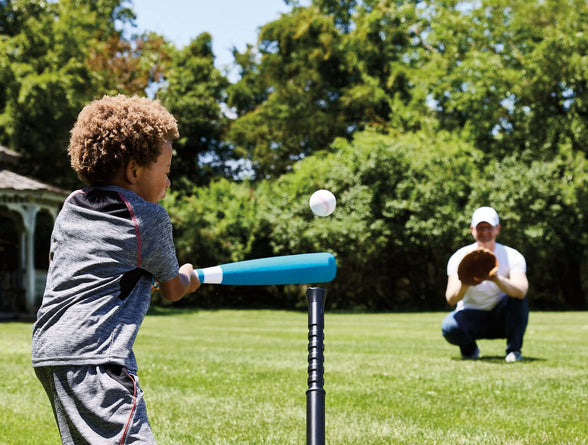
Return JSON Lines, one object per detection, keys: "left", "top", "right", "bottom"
{"left": 68, "top": 95, "right": 179, "bottom": 185}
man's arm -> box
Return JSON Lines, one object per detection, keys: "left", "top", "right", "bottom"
{"left": 445, "top": 274, "right": 470, "bottom": 306}
{"left": 488, "top": 270, "right": 528, "bottom": 299}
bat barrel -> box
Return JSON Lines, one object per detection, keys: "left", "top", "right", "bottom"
{"left": 306, "top": 287, "right": 326, "bottom": 445}
{"left": 195, "top": 253, "right": 337, "bottom": 285}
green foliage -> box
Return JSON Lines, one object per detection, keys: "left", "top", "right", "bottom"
{"left": 1, "top": 0, "right": 586, "bottom": 310}
{"left": 424, "top": 0, "right": 588, "bottom": 158}
{"left": 228, "top": 6, "right": 354, "bottom": 178}
{"left": 469, "top": 147, "right": 588, "bottom": 309}
{"left": 167, "top": 125, "right": 586, "bottom": 310}
{"left": 161, "top": 178, "right": 274, "bottom": 307}
{"left": 157, "top": 34, "right": 232, "bottom": 188}
{"left": 261, "top": 130, "right": 483, "bottom": 310}
{"left": 166, "top": 130, "right": 484, "bottom": 310}
{"left": 227, "top": 1, "right": 432, "bottom": 179}
{"left": 0, "top": 0, "right": 84, "bottom": 185}
{"left": 165, "top": 178, "right": 263, "bottom": 266}
{"left": 0, "top": 0, "right": 172, "bottom": 188}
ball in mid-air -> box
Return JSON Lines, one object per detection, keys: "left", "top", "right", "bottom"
{"left": 309, "top": 189, "right": 336, "bottom": 217}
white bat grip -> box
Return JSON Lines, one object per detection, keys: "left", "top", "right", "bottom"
{"left": 197, "top": 266, "right": 223, "bottom": 284}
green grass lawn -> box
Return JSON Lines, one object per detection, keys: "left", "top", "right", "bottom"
{"left": 1, "top": 309, "right": 587, "bottom": 444}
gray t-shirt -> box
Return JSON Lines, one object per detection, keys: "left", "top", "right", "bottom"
{"left": 32, "top": 186, "right": 179, "bottom": 372}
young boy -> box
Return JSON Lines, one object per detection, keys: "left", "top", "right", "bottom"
{"left": 32, "top": 94, "right": 200, "bottom": 444}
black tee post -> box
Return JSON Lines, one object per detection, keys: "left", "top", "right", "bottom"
{"left": 306, "top": 287, "right": 326, "bottom": 445}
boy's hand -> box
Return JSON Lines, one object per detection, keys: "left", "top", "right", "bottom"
{"left": 179, "top": 263, "right": 201, "bottom": 293}
{"left": 159, "top": 264, "right": 201, "bottom": 302}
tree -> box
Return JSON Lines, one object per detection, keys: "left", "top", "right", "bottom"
{"left": 423, "top": 0, "right": 588, "bottom": 159}
{"left": 167, "top": 129, "right": 484, "bottom": 310}
{"left": 227, "top": 1, "right": 436, "bottom": 179}
{"left": 469, "top": 149, "right": 588, "bottom": 309}
{"left": 0, "top": 0, "right": 171, "bottom": 188}
{"left": 228, "top": 6, "right": 354, "bottom": 179}
{"left": 157, "top": 33, "right": 232, "bottom": 189}
{"left": 1, "top": 0, "right": 87, "bottom": 186}
{"left": 86, "top": 32, "right": 172, "bottom": 97}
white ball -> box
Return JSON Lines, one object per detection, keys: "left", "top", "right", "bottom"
{"left": 309, "top": 189, "right": 336, "bottom": 217}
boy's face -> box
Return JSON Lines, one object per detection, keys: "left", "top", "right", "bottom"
{"left": 134, "top": 140, "right": 173, "bottom": 203}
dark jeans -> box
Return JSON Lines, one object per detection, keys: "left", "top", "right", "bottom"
{"left": 441, "top": 296, "right": 529, "bottom": 356}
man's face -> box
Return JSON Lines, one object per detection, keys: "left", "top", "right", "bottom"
{"left": 471, "top": 222, "right": 500, "bottom": 245}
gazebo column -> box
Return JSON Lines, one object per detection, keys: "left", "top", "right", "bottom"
{"left": 20, "top": 205, "right": 39, "bottom": 312}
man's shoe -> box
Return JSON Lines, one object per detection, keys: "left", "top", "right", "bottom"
{"left": 505, "top": 351, "right": 522, "bottom": 363}
{"left": 461, "top": 346, "right": 480, "bottom": 360}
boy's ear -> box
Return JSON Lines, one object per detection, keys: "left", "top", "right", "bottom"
{"left": 125, "top": 160, "right": 140, "bottom": 184}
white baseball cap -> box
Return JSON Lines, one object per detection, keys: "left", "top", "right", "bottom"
{"left": 471, "top": 206, "right": 500, "bottom": 227}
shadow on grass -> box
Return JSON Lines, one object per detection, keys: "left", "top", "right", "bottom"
{"left": 146, "top": 306, "right": 203, "bottom": 316}
{"left": 451, "top": 356, "right": 547, "bottom": 364}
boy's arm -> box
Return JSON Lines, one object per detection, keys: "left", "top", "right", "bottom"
{"left": 159, "top": 263, "right": 201, "bottom": 302}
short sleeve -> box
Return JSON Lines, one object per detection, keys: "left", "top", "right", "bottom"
{"left": 447, "top": 244, "right": 476, "bottom": 276}
{"left": 139, "top": 204, "right": 180, "bottom": 283}
{"left": 507, "top": 247, "right": 526, "bottom": 274}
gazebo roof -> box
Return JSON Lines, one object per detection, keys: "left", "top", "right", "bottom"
{"left": 0, "top": 169, "right": 68, "bottom": 194}
{"left": 0, "top": 144, "right": 19, "bottom": 165}
{"left": 0, "top": 145, "right": 69, "bottom": 200}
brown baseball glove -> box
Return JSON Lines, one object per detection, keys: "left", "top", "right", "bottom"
{"left": 457, "top": 248, "right": 498, "bottom": 286}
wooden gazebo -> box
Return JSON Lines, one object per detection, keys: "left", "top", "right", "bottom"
{"left": 0, "top": 145, "right": 68, "bottom": 315}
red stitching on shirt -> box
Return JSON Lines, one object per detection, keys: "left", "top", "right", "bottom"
{"left": 64, "top": 188, "right": 88, "bottom": 203}
{"left": 120, "top": 369, "right": 138, "bottom": 445}
{"left": 118, "top": 192, "right": 142, "bottom": 267}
